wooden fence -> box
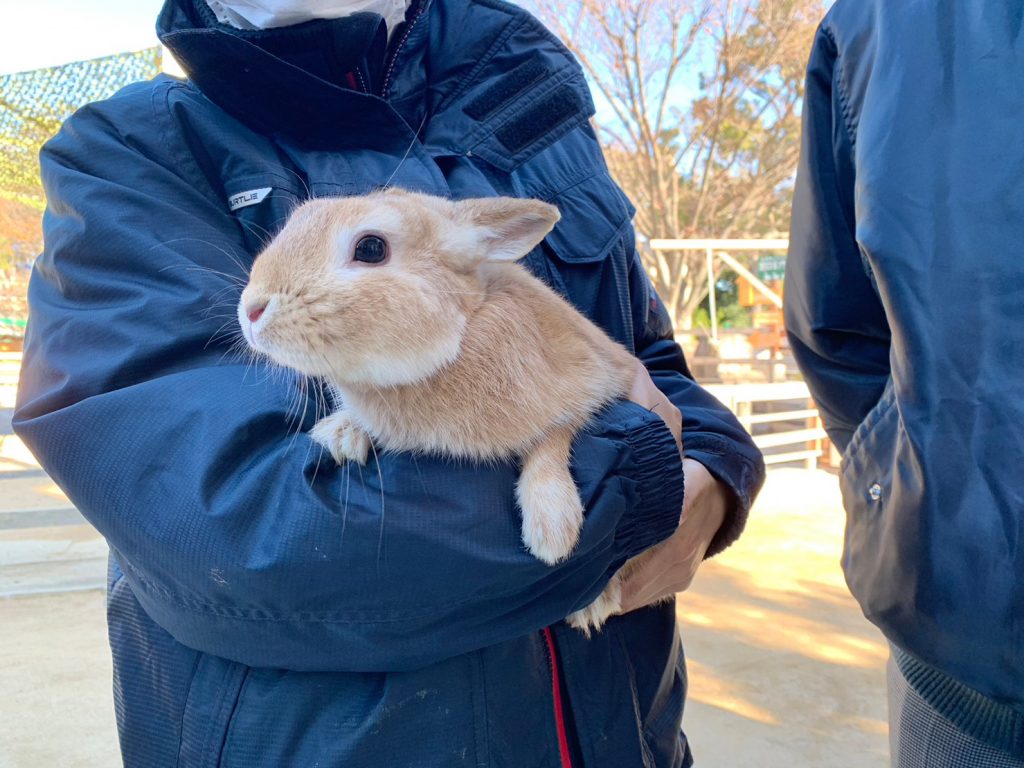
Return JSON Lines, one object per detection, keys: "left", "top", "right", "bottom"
{"left": 705, "top": 381, "right": 829, "bottom": 469}
{"left": 0, "top": 352, "right": 20, "bottom": 410}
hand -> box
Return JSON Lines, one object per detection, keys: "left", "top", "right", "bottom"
{"left": 618, "top": 459, "right": 731, "bottom": 613}
{"left": 627, "top": 360, "right": 683, "bottom": 455}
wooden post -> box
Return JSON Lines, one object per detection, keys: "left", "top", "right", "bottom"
{"left": 706, "top": 247, "right": 718, "bottom": 344}
{"left": 806, "top": 404, "right": 823, "bottom": 470}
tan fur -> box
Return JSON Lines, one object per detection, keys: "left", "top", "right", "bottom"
{"left": 239, "top": 189, "right": 644, "bottom": 633}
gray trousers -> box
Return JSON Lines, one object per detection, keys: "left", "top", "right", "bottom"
{"left": 888, "top": 656, "right": 1024, "bottom": 767}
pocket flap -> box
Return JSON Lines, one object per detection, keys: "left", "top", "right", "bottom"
{"left": 541, "top": 172, "right": 634, "bottom": 264}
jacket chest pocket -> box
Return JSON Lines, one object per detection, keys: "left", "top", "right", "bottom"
{"left": 525, "top": 171, "right": 636, "bottom": 349}
{"left": 224, "top": 174, "right": 305, "bottom": 256}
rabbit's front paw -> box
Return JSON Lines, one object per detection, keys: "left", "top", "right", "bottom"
{"left": 566, "top": 574, "right": 622, "bottom": 637}
{"left": 516, "top": 472, "right": 584, "bottom": 566}
{"left": 310, "top": 411, "right": 370, "bottom": 465}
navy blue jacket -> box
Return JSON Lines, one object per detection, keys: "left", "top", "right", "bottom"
{"left": 15, "top": 1, "right": 764, "bottom": 765}
{"left": 786, "top": 0, "right": 1024, "bottom": 712}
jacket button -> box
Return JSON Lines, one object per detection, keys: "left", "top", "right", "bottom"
{"left": 868, "top": 483, "right": 882, "bottom": 501}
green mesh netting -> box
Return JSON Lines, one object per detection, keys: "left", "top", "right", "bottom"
{"left": 0, "top": 48, "right": 162, "bottom": 337}
{"left": 0, "top": 47, "right": 162, "bottom": 209}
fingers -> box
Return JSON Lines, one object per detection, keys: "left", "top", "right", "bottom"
{"left": 618, "top": 548, "right": 701, "bottom": 613}
{"left": 618, "top": 462, "right": 733, "bottom": 613}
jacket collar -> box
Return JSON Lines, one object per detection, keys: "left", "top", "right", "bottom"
{"left": 157, "top": 0, "right": 595, "bottom": 165}
{"left": 158, "top": 0, "right": 403, "bottom": 147}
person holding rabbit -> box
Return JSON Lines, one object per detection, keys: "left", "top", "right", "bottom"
{"left": 14, "top": 1, "right": 765, "bottom": 766}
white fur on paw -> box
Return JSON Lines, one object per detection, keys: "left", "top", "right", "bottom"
{"left": 310, "top": 411, "right": 370, "bottom": 465}
{"left": 516, "top": 474, "right": 584, "bottom": 565}
{"left": 566, "top": 575, "right": 623, "bottom": 637}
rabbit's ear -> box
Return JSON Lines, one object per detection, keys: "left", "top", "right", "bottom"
{"left": 455, "top": 198, "right": 561, "bottom": 263}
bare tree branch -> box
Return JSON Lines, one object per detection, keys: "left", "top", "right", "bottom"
{"left": 535, "top": 0, "right": 822, "bottom": 328}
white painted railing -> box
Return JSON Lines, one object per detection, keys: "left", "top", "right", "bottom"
{"left": 705, "top": 381, "right": 828, "bottom": 469}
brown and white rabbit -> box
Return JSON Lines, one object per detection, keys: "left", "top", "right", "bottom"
{"left": 238, "top": 188, "right": 670, "bottom": 633}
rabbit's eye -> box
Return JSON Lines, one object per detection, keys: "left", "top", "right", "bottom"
{"left": 353, "top": 235, "right": 388, "bottom": 264}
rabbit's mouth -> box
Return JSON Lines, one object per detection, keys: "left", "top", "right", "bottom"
{"left": 238, "top": 294, "right": 277, "bottom": 349}
{"left": 237, "top": 281, "right": 471, "bottom": 388}
{"left": 237, "top": 296, "right": 309, "bottom": 371}
{"left": 234, "top": 295, "right": 342, "bottom": 380}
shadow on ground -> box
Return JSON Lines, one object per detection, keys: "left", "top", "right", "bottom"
{"left": 680, "top": 468, "right": 889, "bottom": 767}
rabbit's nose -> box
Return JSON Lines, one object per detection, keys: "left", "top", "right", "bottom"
{"left": 246, "top": 301, "right": 267, "bottom": 323}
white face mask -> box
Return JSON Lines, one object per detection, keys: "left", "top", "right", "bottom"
{"left": 206, "top": 0, "right": 412, "bottom": 36}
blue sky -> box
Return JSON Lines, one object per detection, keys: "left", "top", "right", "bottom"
{"left": 0, "top": 0, "right": 166, "bottom": 75}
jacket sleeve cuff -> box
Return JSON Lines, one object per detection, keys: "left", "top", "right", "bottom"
{"left": 599, "top": 402, "right": 685, "bottom": 562}
{"left": 684, "top": 435, "right": 765, "bottom": 558}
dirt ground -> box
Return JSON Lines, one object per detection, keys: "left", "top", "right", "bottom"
{"left": 681, "top": 468, "right": 889, "bottom": 766}
{"left": 0, "top": 590, "right": 117, "bottom": 768}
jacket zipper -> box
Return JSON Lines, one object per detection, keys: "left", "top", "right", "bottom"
{"left": 542, "top": 627, "right": 575, "bottom": 768}
{"left": 380, "top": 0, "right": 427, "bottom": 97}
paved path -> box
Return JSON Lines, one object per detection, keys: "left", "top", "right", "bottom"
{"left": 0, "top": 422, "right": 887, "bottom": 766}
{"left": 0, "top": 428, "right": 118, "bottom": 768}
{"left": 0, "top": 591, "right": 117, "bottom": 768}
{"left": 0, "top": 431, "right": 106, "bottom": 598}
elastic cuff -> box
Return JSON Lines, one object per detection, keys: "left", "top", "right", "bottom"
{"left": 685, "top": 438, "right": 764, "bottom": 559}
{"left": 614, "top": 406, "right": 685, "bottom": 560}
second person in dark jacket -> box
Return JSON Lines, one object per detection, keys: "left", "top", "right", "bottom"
{"left": 787, "top": 1, "right": 1024, "bottom": 765}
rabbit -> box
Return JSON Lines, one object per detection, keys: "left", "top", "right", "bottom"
{"left": 237, "top": 188, "right": 672, "bottom": 634}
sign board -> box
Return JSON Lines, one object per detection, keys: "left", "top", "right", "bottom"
{"left": 757, "top": 254, "right": 787, "bottom": 282}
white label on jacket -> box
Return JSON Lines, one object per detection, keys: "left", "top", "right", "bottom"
{"left": 228, "top": 187, "right": 272, "bottom": 212}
